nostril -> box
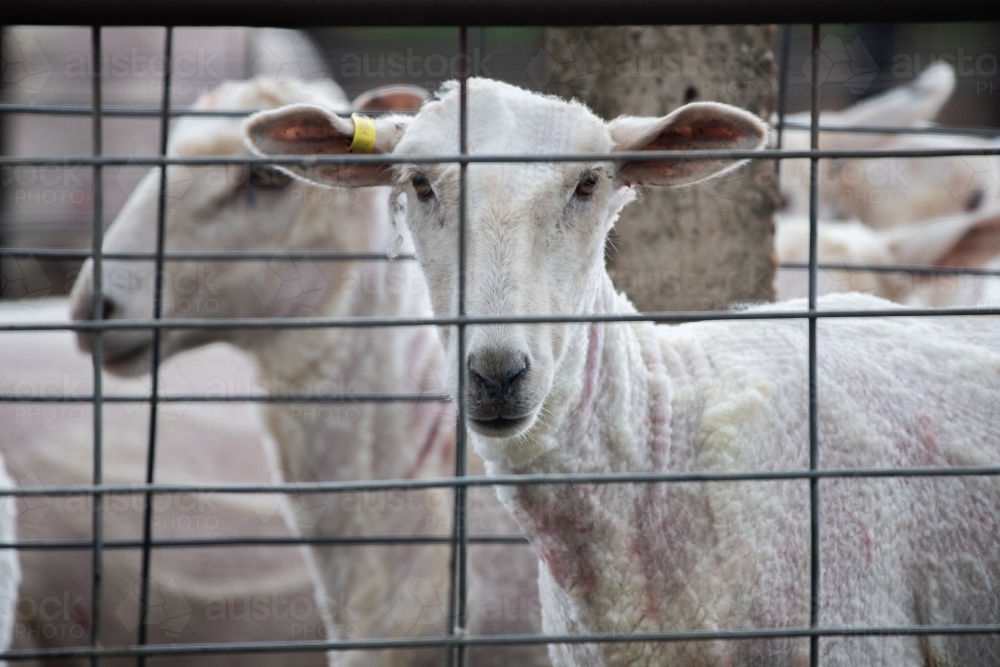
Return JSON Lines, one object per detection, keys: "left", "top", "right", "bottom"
{"left": 101, "top": 299, "right": 115, "bottom": 320}
{"left": 467, "top": 353, "right": 529, "bottom": 397}
{"left": 502, "top": 362, "right": 527, "bottom": 389}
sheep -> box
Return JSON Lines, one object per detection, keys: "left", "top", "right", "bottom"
{"left": 775, "top": 207, "right": 1000, "bottom": 306}
{"left": 67, "top": 78, "right": 547, "bottom": 667}
{"left": 778, "top": 63, "right": 1000, "bottom": 227}
{"left": 0, "top": 298, "right": 327, "bottom": 667}
{"left": 246, "top": 77, "right": 1000, "bottom": 667}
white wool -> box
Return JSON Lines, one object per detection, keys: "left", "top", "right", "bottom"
{"left": 249, "top": 77, "right": 1000, "bottom": 666}
{"left": 69, "top": 79, "right": 548, "bottom": 667}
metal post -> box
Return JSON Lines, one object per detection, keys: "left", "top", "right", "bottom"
{"left": 807, "top": 21, "right": 822, "bottom": 667}
{"left": 135, "top": 25, "right": 173, "bottom": 667}
{"left": 446, "top": 23, "right": 471, "bottom": 667}
{"left": 89, "top": 24, "right": 106, "bottom": 667}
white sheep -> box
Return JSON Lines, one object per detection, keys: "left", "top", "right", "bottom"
{"left": 68, "top": 78, "right": 547, "bottom": 667}
{"left": 247, "top": 77, "right": 1000, "bottom": 667}
{"left": 778, "top": 63, "right": 1000, "bottom": 226}
{"left": 775, "top": 207, "right": 1000, "bottom": 306}
{"left": 0, "top": 298, "right": 327, "bottom": 667}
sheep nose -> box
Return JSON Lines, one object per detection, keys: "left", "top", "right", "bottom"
{"left": 70, "top": 294, "right": 119, "bottom": 353}
{"left": 468, "top": 351, "right": 529, "bottom": 403}
{"left": 72, "top": 295, "right": 118, "bottom": 322}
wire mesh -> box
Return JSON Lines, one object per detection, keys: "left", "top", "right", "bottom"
{"left": 0, "top": 17, "right": 999, "bottom": 666}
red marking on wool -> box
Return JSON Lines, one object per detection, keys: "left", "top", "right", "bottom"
{"left": 515, "top": 483, "right": 604, "bottom": 601}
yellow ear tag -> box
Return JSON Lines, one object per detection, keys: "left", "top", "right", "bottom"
{"left": 348, "top": 113, "right": 377, "bottom": 153}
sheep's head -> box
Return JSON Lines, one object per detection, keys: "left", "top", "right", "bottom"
{"left": 246, "top": 78, "right": 766, "bottom": 440}
{"left": 69, "top": 79, "right": 427, "bottom": 376}
{"left": 776, "top": 63, "right": 999, "bottom": 227}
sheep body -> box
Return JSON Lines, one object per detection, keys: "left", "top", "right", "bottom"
{"left": 501, "top": 289, "right": 1000, "bottom": 666}
{"left": 245, "top": 77, "right": 1000, "bottom": 667}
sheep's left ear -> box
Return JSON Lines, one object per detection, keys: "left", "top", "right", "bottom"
{"left": 610, "top": 102, "right": 768, "bottom": 187}
{"left": 243, "top": 103, "right": 410, "bottom": 188}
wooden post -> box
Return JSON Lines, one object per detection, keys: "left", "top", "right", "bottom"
{"left": 542, "top": 26, "right": 780, "bottom": 310}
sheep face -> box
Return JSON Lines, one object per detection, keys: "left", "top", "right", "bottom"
{"left": 67, "top": 78, "right": 374, "bottom": 375}
{"left": 246, "top": 78, "right": 767, "bottom": 441}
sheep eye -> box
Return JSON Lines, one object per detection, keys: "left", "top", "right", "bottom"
{"left": 575, "top": 173, "right": 598, "bottom": 198}
{"left": 248, "top": 166, "right": 291, "bottom": 190}
{"left": 411, "top": 174, "right": 434, "bottom": 201}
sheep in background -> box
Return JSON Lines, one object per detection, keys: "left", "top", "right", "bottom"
{"left": 775, "top": 207, "right": 1000, "bottom": 305}
{"left": 247, "top": 77, "right": 1000, "bottom": 666}
{"left": 778, "top": 62, "right": 1000, "bottom": 227}
{"left": 68, "top": 79, "right": 547, "bottom": 667}
{"left": 0, "top": 299, "right": 326, "bottom": 667}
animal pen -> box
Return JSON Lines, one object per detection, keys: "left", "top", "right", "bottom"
{"left": 1, "top": 1, "right": 1000, "bottom": 665}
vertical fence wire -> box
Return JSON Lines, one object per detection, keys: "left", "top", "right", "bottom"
{"left": 135, "top": 25, "right": 173, "bottom": 667}
{"left": 88, "top": 24, "right": 106, "bottom": 667}
{"left": 446, "top": 24, "right": 471, "bottom": 667}
{"left": 807, "top": 21, "right": 822, "bottom": 667}
{"left": 774, "top": 24, "right": 793, "bottom": 172}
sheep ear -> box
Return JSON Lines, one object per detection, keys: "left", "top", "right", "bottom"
{"left": 835, "top": 62, "right": 954, "bottom": 130}
{"left": 352, "top": 84, "right": 428, "bottom": 113}
{"left": 243, "top": 103, "right": 409, "bottom": 187}
{"left": 817, "top": 63, "right": 955, "bottom": 150}
{"left": 886, "top": 208, "right": 1000, "bottom": 268}
{"left": 610, "top": 102, "right": 768, "bottom": 187}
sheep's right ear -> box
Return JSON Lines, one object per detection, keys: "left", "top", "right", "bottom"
{"left": 243, "top": 103, "right": 409, "bottom": 187}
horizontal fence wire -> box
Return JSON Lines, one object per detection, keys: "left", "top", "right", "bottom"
{"left": 3, "top": 307, "right": 1000, "bottom": 335}
{"left": 2, "top": 623, "right": 1000, "bottom": 662}
{"left": 3, "top": 147, "right": 1000, "bottom": 168}
{"left": 3, "top": 16, "right": 1000, "bottom": 664}
{"left": 3, "top": 101, "right": 999, "bottom": 138}
{"left": 0, "top": 535, "right": 530, "bottom": 551}
{"left": 3, "top": 466, "right": 1000, "bottom": 499}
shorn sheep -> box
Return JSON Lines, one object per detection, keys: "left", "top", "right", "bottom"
{"left": 0, "top": 298, "right": 326, "bottom": 666}
{"left": 69, "top": 78, "right": 547, "bottom": 667}
{"left": 247, "top": 77, "right": 1000, "bottom": 666}
{"left": 778, "top": 62, "right": 1000, "bottom": 226}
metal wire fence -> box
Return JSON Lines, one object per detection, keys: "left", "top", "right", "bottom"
{"left": 1, "top": 9, "right": 1000, "bottom": 667}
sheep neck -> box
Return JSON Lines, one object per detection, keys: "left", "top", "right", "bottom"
{"left": 483, "top": 269, "right": 701, "bottom": 648}
{"left": 252, "top": 238, "right": 454, "bottom": 488}
{"left": 249, "top": 249, "right": 456, "bottom": 644}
